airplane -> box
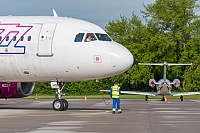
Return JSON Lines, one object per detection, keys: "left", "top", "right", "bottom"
{"left": 100, "top": 62, "right": 200, "bottom": 101}
{"left": 0, "top": 10, "right": 134, "bottom": 111}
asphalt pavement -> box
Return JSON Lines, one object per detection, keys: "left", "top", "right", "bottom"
{"left": 0, "top": 98, "right": 199, "bottom": 133}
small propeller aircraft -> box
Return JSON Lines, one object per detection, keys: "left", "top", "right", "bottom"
{"left": 101, "top": 62, "right": 200, "bottom": 102}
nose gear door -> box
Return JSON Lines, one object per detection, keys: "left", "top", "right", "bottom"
{"left": 37, "top": 23, "right": 57, "bottom": 57}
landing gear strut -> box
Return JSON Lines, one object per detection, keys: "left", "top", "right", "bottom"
{"left": 180, "top": 95, "right": 183, "bottom": 101}
{"left": 145, "top": 95, "right": 148, "bottom": 101}
{"left": 161, "top": 96, "right": 165, "bottom": 101}
{"left": 51, "top": 82, "right": 68, "bottom": 111}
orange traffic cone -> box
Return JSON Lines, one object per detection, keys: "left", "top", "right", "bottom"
{"left": 84, "top": 95, "right": 88, "bottom": 102}
{"left": 164, "top": 96, "right": 167, "bottom": 102}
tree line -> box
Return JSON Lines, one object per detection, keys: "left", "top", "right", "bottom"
{"left": 32, "top": 0, "right": 200, "bottom": 95}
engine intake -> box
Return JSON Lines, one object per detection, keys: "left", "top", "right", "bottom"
{"left": 149, "top": 79, "right": 156, "bottom": 88}
{"left": 173, "top": 79, "right": 180, "bottom": 88}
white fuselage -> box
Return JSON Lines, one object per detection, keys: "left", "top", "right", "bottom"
{"left": 156, "top": 79, "right": 172, "bottom": 95}
{"left": 0, "top": 16, "right": 133, "bottom": 82}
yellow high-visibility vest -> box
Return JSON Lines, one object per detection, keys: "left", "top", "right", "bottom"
{"left": 112, "top": 85, "right": 120, "bottom": 98}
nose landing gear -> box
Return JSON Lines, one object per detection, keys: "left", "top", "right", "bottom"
{"left": 145, "top": 95, "right": 148, "bottom": 101}
{"left": 51, "top": 82, "right": 68, "bottom": 111}
{"left": 180, "top": 95, "right": 183, "bottom": 101}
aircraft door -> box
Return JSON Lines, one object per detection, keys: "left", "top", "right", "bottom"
{"left": 37, "top": 23, "right": 57, "bottom": 57}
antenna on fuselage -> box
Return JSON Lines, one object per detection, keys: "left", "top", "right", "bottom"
{"left": 53, "top": 9, "right": 58, "bottom": 18}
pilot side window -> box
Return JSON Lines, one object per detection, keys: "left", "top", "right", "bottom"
{"left": 74, "top": 33, "right": 84, "bottom": 42}
{"left": 85, "top": 33, "right": 97, "bottom": 42}
{"left": 95, "top": 33, "right": 112, "bottom": 41}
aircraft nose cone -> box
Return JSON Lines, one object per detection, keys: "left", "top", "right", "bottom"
{"left": 111, "top": 46, "right": 134, "bottom": 74}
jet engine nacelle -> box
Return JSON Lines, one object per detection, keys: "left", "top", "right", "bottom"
{"left": 149, "top": 79, "right": 156, "bottom": 88}
{"left": 173, "top": 79, "right": 180, "bottom": 88}
{"left": 0, "top": 82, "right": 35, "bottom": 98}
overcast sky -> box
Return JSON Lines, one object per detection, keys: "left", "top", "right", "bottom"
{"left": 1, "top": 0, "right": 199, "bottom": 29}
{"left": 0, "top": 0, "right": 156, "bottom": 28}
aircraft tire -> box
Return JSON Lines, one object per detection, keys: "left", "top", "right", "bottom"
{"left": 180, "top": 95, "right": 183, "bottom": 101}
{"left": 181, "top": 99, "right": 183, "bottom": 101}
{"left": 62, "top": 99, "right": 68, "bottom": 110}
{"left": 161, "top": 96, "right": 164, "bottom": 101}
{"left": 53, "top": 99, "right": 64, "bottom": 111}
{"left": 145, "top": 95, "right": 148, "bottom": 101}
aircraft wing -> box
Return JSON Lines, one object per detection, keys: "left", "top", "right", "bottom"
{"left": 138, "top": 63, "right": 164, "bottom": 66}
{"left": 167, "top": 63, "right": 192, "bottom": 66}
{"left": 100, "top": 90, "right": 110, "bottom": 93}
{"left": 121, "top": 91, "right": 157, "bottom": 96}
{"left": 100, "top": 90, "right": 157, "bottom": 96}
{"left": 171, "top": 92, "right": 200, "bottom": 96}
{"left": 138, "top": 62, "right": 192, "bottom": 66}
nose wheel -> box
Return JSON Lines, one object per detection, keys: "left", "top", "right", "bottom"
{"left": 53, "top": 99, "right": 68, "bottom": 111}
{"left": 51, "top": 82, "right": 68, "bottom": 111}
{"left": 180, "top": 95, "right": 183, "bottom": 101}
{"left": 145, "top": 95, "right": 148, "bottom": 101}
{"left": 61, "top": 99, "right": 69, "bottom": 110}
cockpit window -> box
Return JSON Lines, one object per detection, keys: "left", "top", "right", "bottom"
{"left": 74, "top": 33, "right": 84, "bottom": 42}
{"left": 95, "top": 33, "right": 112, "bottom": 41}
{"left": 85, "top": 33, "right": 97, "bottom": 42}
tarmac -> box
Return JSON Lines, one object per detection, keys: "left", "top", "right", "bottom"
{"left": 0, "top": 98, "right": 199, "bottom": 133}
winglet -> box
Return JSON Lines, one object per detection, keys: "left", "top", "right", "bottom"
{"left": 53, "top": 9, "right": 58, "bottom": 18}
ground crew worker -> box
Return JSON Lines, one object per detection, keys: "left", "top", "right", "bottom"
{"left": 110, "top": 81, "right": 122, "bottom": 114}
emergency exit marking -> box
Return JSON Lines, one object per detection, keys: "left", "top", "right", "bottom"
{"left": 2, "top": 84, "right": 9, "bottom": 87}
{"left": 94, "top": 55, "right": 102, "bottom": 63}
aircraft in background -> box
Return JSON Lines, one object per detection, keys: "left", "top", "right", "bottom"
{"left": 101, "top": 62, "right": 200, "bottom": 101}
{"left": 0, "top": 10, "right": 134, "bottom": 111}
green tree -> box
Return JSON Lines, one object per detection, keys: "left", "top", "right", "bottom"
{"left": 105, "top": 0, "right": 200, "bottom": 92}
{"left": 32, "top": 0, "right": 200, "bottom": 95}
{"left": 32, "top": 82, "right": 53, "bottom": 95}
{"left": 141, "top": 0, "right": 200, "bottom": 91}
{"left": 106, "top": 13, "right": 154, "bottom": 91}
